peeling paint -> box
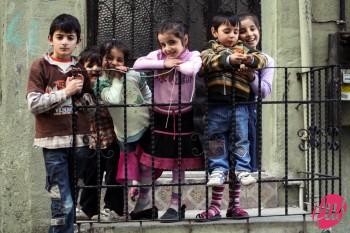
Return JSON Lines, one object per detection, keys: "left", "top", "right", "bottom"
{"left": 28, "top": 20, "right": 40, "bottom": 56}
{"left": 5, "top": 13, "right": 22, "bottom": 48}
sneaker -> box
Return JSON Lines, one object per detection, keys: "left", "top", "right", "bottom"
{"left": 91, "top": 208, "right": 125, "bottom": 222}
{"left": 207, "top": 170, "right": 226, "bottom": 186}
{"left": 76, "top": 208, "right": 90, "bottom": 220}
{"left": 236, "top": 171, "right": 256, "bottom": 186}
{"left": 226, "top": 207, "right": 249, "bottom": 219}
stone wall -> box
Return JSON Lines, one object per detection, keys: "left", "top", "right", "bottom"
{"left": 262, "top": 1, "right": 350, "bottom": 232}
{"left": 0, "top": 1, "right": 86, "bottom": 232}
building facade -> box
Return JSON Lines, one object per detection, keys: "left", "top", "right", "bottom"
{"left": 0, "top": 0, "right": 349, "bottom": 232}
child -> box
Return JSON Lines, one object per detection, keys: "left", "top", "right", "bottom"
{"left": 96, "top": 39, "right": 159, "bottom": 220}
{"left": 26, "top": 14, "right": 92, "bottom": 232}
{"left": 76, "top": 46, "right": 125, "bottom": 221}
{"left": 133, "top": 20, "right": 204, "bottom": 221}
{"left": 238, "top": 13, "right": 274, "bottom": 171}
{"left": 225, "top": 13, "right": 275, "bottom": 219}
{"left": 196, "top": 14, "right": 268, "bottom": 220}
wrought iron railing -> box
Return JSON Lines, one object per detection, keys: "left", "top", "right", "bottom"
{"left": 71, "top": 65, "right": 342, "bottom": 230}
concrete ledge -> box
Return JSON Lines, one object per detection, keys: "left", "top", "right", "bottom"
{"left": 139, "top": 171, "right": 280, "bottom": 210}
{"left": 76, "top": 207, "right": 313, "bottom": 233}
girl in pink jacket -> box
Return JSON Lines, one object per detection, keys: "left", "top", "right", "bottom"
{"left": 133, "top": 20, "right": 203, "bottom": 221}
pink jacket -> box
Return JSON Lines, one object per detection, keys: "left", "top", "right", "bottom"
{"left": 133, "top": 49, "right": 202, "bottom": 114}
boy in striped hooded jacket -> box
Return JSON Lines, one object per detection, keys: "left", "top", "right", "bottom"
{"left": 196, "top": 13, "right": 267, "bottom": 221}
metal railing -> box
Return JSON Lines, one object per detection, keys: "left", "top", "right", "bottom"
{"left": 72, "top": 65, "right": 342, "bottom": 228}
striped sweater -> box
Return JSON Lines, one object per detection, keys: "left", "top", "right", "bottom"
{"left": 200, "top": 40, "right": 268, "bottom": 102}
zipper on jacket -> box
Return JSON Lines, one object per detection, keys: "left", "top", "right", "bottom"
{"left": 224, "top": 76, "right": 226, "bottom": 95}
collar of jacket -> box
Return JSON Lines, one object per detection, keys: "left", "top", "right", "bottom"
{"left": 157, "top": 48, "right": 191, "bottom": 60}
{"left": 207, "top": 40, "right": 245, "bottom": 52}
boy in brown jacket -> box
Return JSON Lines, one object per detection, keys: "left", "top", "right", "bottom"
{"left": 26, "top": 14, "right": 92, "bottom": 232}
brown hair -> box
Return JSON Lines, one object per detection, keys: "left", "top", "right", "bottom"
{"left": 157, "top": 20, "right": 189, "bottom": 47}
{"left": 211, "top": 13, "right": 239, "bottom": 31}
{"left": 238, "top": 13, "right": 260, "bottom": 29}
{"left": 49, "top": 14, "right": 81, "bottom": 41}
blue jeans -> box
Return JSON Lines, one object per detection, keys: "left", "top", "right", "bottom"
{"left": 43, "top": 147, "right": 90, "bottom": 233}
{"left": 248, "top": 104, "right": 258, "bottom": 172}
{"left": 207, "top": 105, "right": 251, "bottom": 174}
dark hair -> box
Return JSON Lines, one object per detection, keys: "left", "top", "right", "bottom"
{"left": 157, "top": 20, "right": 189, "bottom": 41}
{"left": 211, "top": 13, "right": 239, "bottom": 30}
{"left": 238, "top": 13, "right": 260, "bottom": 29}
{"left": 49, "top": 14, "right": 81, "bottom": 41}
{"left": 78, "top": 46, "right": 102, "bottom": 66}
{"left": 100, "top": 39, "right": 130, "bottom": 62}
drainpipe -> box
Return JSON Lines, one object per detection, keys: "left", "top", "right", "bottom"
{"left": 339, "top": 0, "right": 346, "bottom": 31}
{"left": 298, "top": 0, "right": 313, "bottom": 70}
{"left": 298, "top": 0, "right": 313, "bottom": 210}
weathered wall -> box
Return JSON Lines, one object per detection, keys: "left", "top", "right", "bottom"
{"left": 262, "top": 0, "right": 305, "bottom": 178}
{"left": 308, "top": 2, "right": 350, "bottom": 232}
{"left": 0, "top": 1, "right": 86, "bottom": 232}
{"left": 262, "top": 0, "right": 350, "bottom": 232}
{"left": 0, "top": 0, "right": 349, "bottom": 232}
{"left": 0, "top": 3, "right": 4, "bottom": 233}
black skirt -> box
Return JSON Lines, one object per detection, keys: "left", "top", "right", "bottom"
{"left": 139, "top": 110, "right": 204, "bottom": 170}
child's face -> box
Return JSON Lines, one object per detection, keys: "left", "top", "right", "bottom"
{"left": 102, "top": 47, "right": 125, "bottom": 77}
{"left": 102, "top": 47, "right": 125, "bottom": 69}
{"left": 211, "top": 23, "right": 239, "bottom": 48}
{"left": 239, "top": 18, "right": 260, "bottom": 49}
{"left": 48, "top": 30, "right": 79, "bottom": 59}
{"left": 83, "top": 60, "right": 101, "bottom": 84}
{"left": 157, "top": 32, "right": 187, "bottom": 59}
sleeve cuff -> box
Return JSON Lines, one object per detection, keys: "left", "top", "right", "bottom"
{"left": 226, "top": 56, "right": 231, "bottom": 65}
{"left": 57, "top": 89, "right": 67, "bottom": 102}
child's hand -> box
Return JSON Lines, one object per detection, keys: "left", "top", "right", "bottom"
{"left": 243, "top": 54, "right": 254, "bottom": 65}
{"left": 164, "top": 58, "right": 183, "bottom": 69}
{"left": 239, "top": 64, "right": 247, "bottom": 70}
{"left": 74, "top": 73, "right": 84, "bottom": 81}
{"left": 65, "top": 76, "right": 84, "bottom": 97}
{"left": 115, "top": 65, "right": 128, "bottom": 73}
{"left": 85, "top": 68, "right": 102, "bottom": 83}
{"left": 229, "top": 53, "right": 245, "bottom": 65}
{"left": 109, "top": 65, "right": 128, "bottom": 79}
{"left": 239, "top": 67, "right": 256, "bottom": 82}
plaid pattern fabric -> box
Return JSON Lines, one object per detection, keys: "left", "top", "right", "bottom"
{"left": 90, "top": 107, "right": 117, "bottom": 149}
{"left": 34, "top": 134, "right": 91, "bottom": 149}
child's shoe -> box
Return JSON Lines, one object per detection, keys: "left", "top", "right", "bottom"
{"left": 130, "top": 206, "right": 159, "bottom": 220}
{"left": 207, "top": 170, "right": 226, "bottom": 186}
{"left": 159, "top": 205, "right": 186, "bottom": 222}
{"left": 129, "top": 187, "right": 139, "bottom": 202}
{"left": 76, "top": 208, "right": 90, "bottom": 220}
{"left": 195, "top": 207, "right": 222, "bottom": 222}
{"left": 91, "top": 208, "right": 125, "bottom": 222}
{"left": 236, "top": 171, "right": 256, "bottom": 186}
{"left": 226, "top": 207, "right": 249, "bottom": 219}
